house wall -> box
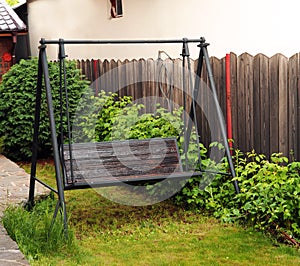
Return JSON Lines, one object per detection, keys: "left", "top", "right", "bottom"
{"left": 28, "top": 0, "right": 300, "bottom": 60}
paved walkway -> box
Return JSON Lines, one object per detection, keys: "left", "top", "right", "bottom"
{"left": 0, "top": 155, "right": 48, "bottom": 266}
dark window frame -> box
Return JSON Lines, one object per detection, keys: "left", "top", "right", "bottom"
{"left": 110, "top": 0, "right": 123, "bottom": 18}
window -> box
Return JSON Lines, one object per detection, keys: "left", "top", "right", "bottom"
{"left": 110, "top": 0, "right": 123, "bottom": 18}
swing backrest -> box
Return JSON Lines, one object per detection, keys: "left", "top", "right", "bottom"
{"left": 62, "top": 137, "right": 183, "bottom": 189}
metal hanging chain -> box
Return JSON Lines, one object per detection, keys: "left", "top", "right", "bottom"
{"left": 185, "top": 43, "right": 203, "bottom": 172}
{"left": 155, "top": 50, "right": 174, "bottom": 114}
{"left": 181, "top": 40, "right": 189, "bottom": 170}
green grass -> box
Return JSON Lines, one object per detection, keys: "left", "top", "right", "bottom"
{"left": 2, "top": 195, "right": 74, "bottom": 261}
{"left": 5, "top": 161, "right": 300, "bottom": 265}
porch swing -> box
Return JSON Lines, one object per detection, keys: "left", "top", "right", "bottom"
{"left": 28, "top": 37, "right": 239, "bottom": 233}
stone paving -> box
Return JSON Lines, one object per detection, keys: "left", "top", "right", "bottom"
{"left": 0, "top": 155, "right": 48, "bottom": 266}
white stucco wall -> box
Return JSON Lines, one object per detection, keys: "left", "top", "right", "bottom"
{"left": 28, "top": 0, "right": 300, "bottom": 60}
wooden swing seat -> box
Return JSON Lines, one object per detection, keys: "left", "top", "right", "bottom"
{"left": 62, "top": 137, "right": 193, "bottom": 190}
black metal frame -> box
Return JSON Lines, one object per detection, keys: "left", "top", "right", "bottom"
{"left": 28, "top": 37, "right": 239, "bottom": 234}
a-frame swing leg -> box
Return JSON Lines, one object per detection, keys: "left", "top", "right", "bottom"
{"left": 181, "top": 39, "right": 203, "bottom": 172}
{"left": 200, "top": 41, "right": 240, "bottom": 193}
{"left": 28, "top": 41, "right": 68, "bottom": 235}
{"left": 28, "top": 45, "right": 43, "bottom": 209}
{"left": 186, "top": 38, "right": 240, "bottom": 193}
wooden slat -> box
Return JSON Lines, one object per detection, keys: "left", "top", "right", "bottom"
{"left": 132, "top": 59, "right": 139, "bottom": 100}
{"left": 116, "top": 60, "right": 123, "bottom": 97}
{"left": 237, "top": 53, "right": 251, "bottom": 152}
{"left": 210, "top": 56, "right": 223, "bottom": 142}
{"left": 252, "top": 55, "right": 261, "bottom": 154}
{"left": 288, "top": 53, "right": 299, "bottom": 160}
{"left": 64, "top": 139, "right": 179, "bottom": 159}
{"left": 173, "top": 58, "right": 183, "bottom": 107}
{"left": 63, "top": 138, "right": 183, "bottom": 187}
{"left": 229, "top": 53, "right": 238, "bottom": 149}
{"left": 121, "top": 59, "right": 130, "bottom": 96}
{"left": 244, "top": 54, "right": 254, "bottom": 151}
{"left": 102, "top": 59, "right": 110, "bottom": 94}
{"left": 80, "top": 59, "right": 86, "bottom": 79}
{"left": 253, "top": 54, "right": 270, "bottom": 157}
{"left": 110, "top": 59, "right": 119, "bottom": 94}
{"left": 138, "top": 58, "right": 147, "bottom": 109}
{"left": 86, "top": 59, "right": 92, "bottom": 84}
{"left": 147, "top": 58, "right": 156, "bottom": 113}
{"left": 269, "top": 54, "right": 280, "bottom": 154}
{"left": 278, "top": 55, "right": 289, "bottom": 156}
{"left": 237, "top": 54, "right": 246, "bottom": 152}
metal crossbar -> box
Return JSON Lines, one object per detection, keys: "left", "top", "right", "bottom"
{"left": 40, "top": 38, "right": 205, "bottom": 45}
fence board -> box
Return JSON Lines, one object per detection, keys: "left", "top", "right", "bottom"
{"left": 210, "top": 56, "right": 223, "bottom": 142}
{"left": 253, "top": 55, "right": 261, "bottom": 154}
{"left": 173, "top": 58, "right": 183, "bottom": 108}
{"left": 116, "top": 60, "right": 123, "bottom": 97}
{"left": 229, "top": 53, "right": 238, "bottom": 150}
{"left": 288, "top": 54, "right": 298, "bottom": 159}
{"left": 110, "top": 59, "right": 119, "bottom": 95}
{"left": 237, "top": 53, "right": 253, "bottom": 152}
{"left": 147, "top": 58, "right": 156, "bottom": 112}
{"left": 269, "top": 55, "right": 280, "bottom": 154}
{"left": 101, "top": 59, "right": 108, "bottom": 92}
{"left": 253, "top": 54, "right": 270, "bottom": 157}
{"left": 120, "top": 59, "right": 129, "bottom": 96}
{"left": 237, "top": 54, "right": 246, "bottom": 151}
{"left": 125, "top": 59, "right": 135, "bottom": 98}
{"left": 278, "top": 55, "right": 289, "bottom": 156}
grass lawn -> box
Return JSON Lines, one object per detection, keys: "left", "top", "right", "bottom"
{"left": 15, "top": 160, "right": 300, "bottom": 266}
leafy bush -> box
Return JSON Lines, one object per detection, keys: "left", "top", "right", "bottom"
{"left": 234, "top": 152, "right": 300, "bottom": 241}
{"left": 2, "top": 195, "right": 75, "bottom": 261}
{"left": 112, "top": 105, "right": 184, "bottom": 141}
{"left": 0, "top": 58, "right": 90, "bottom": 160}
{"left": 175, "top": 149, "right": 300, "bottom": 243}
{"left": 74, "top": 91, "right": 184, "bottom": 143}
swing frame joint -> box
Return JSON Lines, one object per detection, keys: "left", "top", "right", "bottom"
{"left": 198, "top": 37, "right": 209, "bottom": 48}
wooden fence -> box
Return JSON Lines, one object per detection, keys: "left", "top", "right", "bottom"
{"left": 75, "top": 53, "right": 300, "bottom": 161}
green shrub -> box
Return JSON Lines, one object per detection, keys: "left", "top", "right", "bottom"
{"left": 234, "top": 151, "right": 300, "bottom": 241}
{"left": 0, "top": 58, "right": 90, "bottom": 160}
{"left": 74, "top": 91, "right": 184, "bottom": 143}
{"left": 112, "top": 105, "right": 184, "bottom": 141}
{"left": 95, "top": 92, "right": 134, "bottom": 142}
{"left": 175, "top": 149, "right": 300, "bottom": 242}
{"left": 174, "top": 141, "right": 233, "bottom": 210}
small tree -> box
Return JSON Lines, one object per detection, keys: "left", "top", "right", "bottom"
{"left": 0, "top": 58, "right": 90, "bottom": 160}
